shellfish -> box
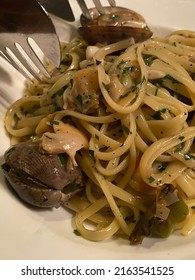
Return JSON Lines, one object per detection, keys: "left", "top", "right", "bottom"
{"left": 78, "top": 6, "right": 153, "bottom": 44}
{"left": 2, "top": 142, "right": 86, "bottom": 208}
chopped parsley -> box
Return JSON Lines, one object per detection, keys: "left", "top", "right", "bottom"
{"left": 184, "top": 153, "right": 195, "bottom": 160}
{"left": 143, "top": 55, "right": 156, "bottom": 66}
{"left": 50, "top": 120, "right": 60, "bottom": 125}
{"left": 119, "top": 90, "right": 131, "bottom": 99}
{"left": 152, "top": 74, "right": 180, "bottom": 87}
{"left": 122, "top": 124, "right": 130, "bottom": 135}
{"left": 157, "top": 162, "right": 169, "bottom": 172}
{"left": 102, "top": 82, "right": 109, "bottom": 92}
{"left": 95, "top": 134, "right": 99, "bottom": 140}
{"left": 122, "top": 66, "right": 137, "bottom": 75}
{"left": 110, "top": 14, "right": 119, "bottom": 21}
{"left": 75, "top": 94, "right": 83, "bottom": 106}
{"left": 67, "top": 181, "right": 78, "bottom": 192}
{"left": 174, "top": 144, "right": 183, "bottom": 153}
{"left": 51, "top": 87, "right": 66, "bottom": 99}
{"left": 117, "top": 59, "right": 125, "bottom": 69}
{"left": 58, "top": 154, "right": 67, "bottom": 165}
{"left": 89, "top": 149, "right": 96, "bottom": 162}
{"left": 132, "top": 84, "right": 140, "bottom": 95}
{"left": 73, "top": 229, "right": 81, "bottom": 236}
{"left": 20, "top": 106, "right": 27, "bottom": 115}
{"left": 178, "top": 136, "right": 185, "bottom": 141}
{"left": 152, "top": 108, "right": 169, "bottom": 120}
{"left": 154, "top": 86, "right": 159, "bottom": 96}
{"left": 148, "top": 176, "right": 155, "bottom": 183}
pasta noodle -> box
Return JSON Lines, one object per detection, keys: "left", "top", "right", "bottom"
{"left": 4, "top": 30, "right": 195, "bottom": 244}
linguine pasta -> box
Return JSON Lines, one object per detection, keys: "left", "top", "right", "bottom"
{"left": 4, "top": 30, "right": 195, "bottom": 244}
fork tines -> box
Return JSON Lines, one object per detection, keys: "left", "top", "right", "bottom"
{"left": 77, "top": 0, "right": 116, "bottom": 19}
{"left": 93, "top": 0, "right": 116, "bottom": 14}
{"left": 0, "top": 37, "right": 50, "bottom": 82}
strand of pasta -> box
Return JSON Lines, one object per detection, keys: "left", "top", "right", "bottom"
{"left": 44, "top": 71, "right": 75, "bottom": 97}
{"left": 54, "top": 109, "right": 119, "bottom": 123}
{"left": 118, "top": 143, "right": 137, "bottom": 189}
{"left": 139, "top": 126, "right": 195, "bottom": 187}
{"left": 175, "top": 172, "right": 195, "bottom": 198}
{"left": 98, "top": 63, "right": 146, "bottom": 114}
{"left": 79, "top": 119, "right": 121, "bottom": 149}
{"left": 149, "top": 60, "right": 195, "bottom": 96}
{"left": 108, "top": 43, "right": 138, "bottom": 74}
{"left": 181, "top": 213, "right": 195, "bottom": 236}
{"left": 76, "top": 152, "right": 144, "bottom": 234}
{"left": 94, "top": 113, "right": 136, "bottom": 160}
{"left": 143, "top": 41, "right": 191, "bottom": 76}
{"left": 4, "top": 31, "right": 195, "bottom": 241}
{"left": 95, "top": 154, "right": 129, "bottom": 176}
{"left": 5, "top": 96, "right": 44, "bottom": 137}
{"left": 92, "top": 169, "right": 134, "bottom": 235}
{"left": 134, "top": 107, "right": 157, "bottom": 142}
{"left": 75, "top": 196, "right": 121, "bottom": 241}
{"left": 147, "top": 37, "right": 195, "bottom": 56}
{"left": 146, "top": 83, "right": 194, "bottom": 112}
{"left": 94, "top": 38, "right": 135, "bottom": 62}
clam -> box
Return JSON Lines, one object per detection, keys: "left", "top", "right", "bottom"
{"left": 78, "top": 6, "right": 153, "bottom": 44}
{"left": 1, "top": 142, "right": 86, "bottom": 208}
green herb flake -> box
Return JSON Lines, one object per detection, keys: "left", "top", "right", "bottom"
{"left": 73, "top": 229, "right": 81, "bottom": 236}
{"left": 184, "top": 153, "right": 195, "bottom": 160}
{"left": 174, "top": 144, "right": 182, "bottom": 153}
{"left": 58, "top": 154, "right": 66, "bottom": 165}
{"left": 6, "top": 146, "right": 15, "bottom": 155}
{"left": 141, "top": 76, "right": 146, "bottom": 84}
{"left": 157, "top": 162, "right": 169, "bottom": 172}
{"left": 117, "top": 59, "right": 125, "bottom": 69}
{"left": 51, "top": 87, "right": 66, "bottom": 99}
{"left": 75, "top": 94, "right": 83, "bottom": 106}
{"left": 122, "top": 124, "right": 130, "bottom": 135}
{"left": 152, "top": 108, "right": 169, "bottom": 120}
{"left": 119, "top": 90, "right": 131, "bottom": 99}
{"left": 89, "top": 149, "right": 96, "bottom": 162}
{"left": 110, "top": 14, "right": 119, "bottom": 21}
{"left": 191, "top": 206, "right": 195, "bottom": 209}
{"left": 148, "top": 176, "right": 155, "bottom": 183}
{"left": 178, "top": 136, "right": 185, "bottom": 141}
{"left": 143, "top": 55, "right": 156, "bottom": 66}
{"left": 152, "top": 74, "right": 180, "bottom": 87}
{"left": 166, "top": 74, "right": 180, "bottom": 84}
{"left": 132, "top": 85, "right": 140, "bottom": 95}
{"left": 69, "top": 79, "right": 74, "bottom": 88}
{"left": 154, "top": 86, "right": 159, "bottom": 96}
{"left": 102, "top": 82, "right": 109, "bottom": 92}
{"left": 95, "top": 134, "right": 99, "bottom": 140}
{"left": 50, "top": 120, "right": 60, "bottom": 125}
{"left": 144, "top": 25, "right": 150, "bottom": 30}
{"left": 20, "top": 106, "right": 27, "bottom": 115}
{"left": 68, "top": 181, "right": 78, "bottom": 192}
{"left": 122, "top": 66, "right": 136, "bottom": 76}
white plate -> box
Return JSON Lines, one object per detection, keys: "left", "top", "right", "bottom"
{"left": 0, "top": 0, "right": 195, "bottom": 260}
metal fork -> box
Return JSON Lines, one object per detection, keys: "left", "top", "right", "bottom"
{"left": 77, "top": 0, "right": 116, "bottom": 19}
{"left": 0, "top": 0, "right": 61, "bottom": 81}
